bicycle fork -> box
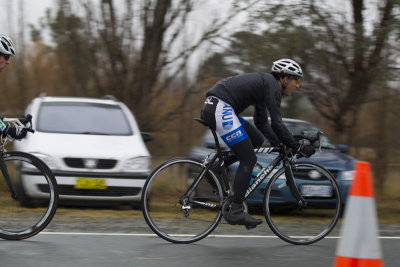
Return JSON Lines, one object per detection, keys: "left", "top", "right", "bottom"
{"left": 284, "top": 158, "right": 307, "bottom": 208}
{"left": 0, "top": 156, "right": 17, "bottom": 200}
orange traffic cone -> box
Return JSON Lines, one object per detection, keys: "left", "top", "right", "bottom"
{"left": 333, "top": 161, "right": 384, "bottom": 267}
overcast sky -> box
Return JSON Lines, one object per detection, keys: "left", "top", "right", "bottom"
{"left": 0, "top": 0, "right": 53, "bottom": 41}
{"left": 24, "top": 0, "right": 54, "bottom": 25}
{"left": 1, "top": 0, "right": 53, "bottom": 25}
{"left": 0, "top": 0, "right": 243, "bottom": 43}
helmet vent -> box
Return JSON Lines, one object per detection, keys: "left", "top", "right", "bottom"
{"left": 1, "top": 41, "right": 9, "bottom": 51}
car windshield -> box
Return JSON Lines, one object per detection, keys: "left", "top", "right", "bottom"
{"left": 37, "top": 102, "right": 133, "bottom": 135}
{"left": 201, "top": 119, "right": 336, "bottom": 149}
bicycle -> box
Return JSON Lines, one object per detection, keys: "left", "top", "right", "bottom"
{"left": 141, "top": 118, "right": 342, "bottom": 245}
{"left": 0, "top": 116, "right": 59, "bottom": 240}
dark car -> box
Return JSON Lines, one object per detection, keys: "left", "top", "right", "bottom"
{"left": 189, "top": 117, "right": 357, "bottom": 208}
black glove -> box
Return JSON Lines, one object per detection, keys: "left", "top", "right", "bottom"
{"left": 3, "top": 126, "right": 28, "bottom": 140}
{"left": 297, "top": 144, "right": 316, "bottom": 158}
{"left": 18, "top": 114, "right": 33, "bottom": 126}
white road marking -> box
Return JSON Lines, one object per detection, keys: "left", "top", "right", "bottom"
{"left": 38, "top": 232, "right": 400, "bottom": 239}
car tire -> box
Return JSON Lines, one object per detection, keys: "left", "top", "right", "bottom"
{"left": 131, "top": 201, "right": 141, "bottom": 210}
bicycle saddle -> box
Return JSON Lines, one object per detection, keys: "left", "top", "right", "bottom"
{"left": 193, "top": 118, "right": 208, "bottom": 127}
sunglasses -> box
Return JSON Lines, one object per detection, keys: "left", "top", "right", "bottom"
{"left": 292, "top": 77, "right": 301, "bottom": 85}
{"left": 1, "top": 53, "right": 11, "bottom": 60}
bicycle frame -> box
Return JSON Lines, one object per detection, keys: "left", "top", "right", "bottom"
{"left": 181, "top": 145, "right": 307, "bottom": 211}
{"left": 185, "top": 118, "right": 309, "bottom": 210}
{"left": 243, "top": 151, "right": 281, "bottom": 199}
{"left": 179, "top": 152, "right": 220, "bottom": 207}
{"left": 243, "top": 149, "right": 307, "bottom": 207}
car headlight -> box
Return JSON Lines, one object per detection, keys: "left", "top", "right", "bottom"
{"left": 30, "top": 153, "right": 59, "bottom": 169}
{"left": 341, "top": 170, "right": 355, "bottom": 181}
{"left": 122, "top": 157, "right": 151, "bottom": 172}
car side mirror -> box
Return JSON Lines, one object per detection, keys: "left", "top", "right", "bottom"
{"left": 336, "top": 144, "right": 348, "bottom": 153}
{"left": 141, "top": 132, "right": 153, "bottom": 142}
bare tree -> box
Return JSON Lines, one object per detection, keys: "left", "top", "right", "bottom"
{"left": 16, "top": 0, "right": 28, "bottom": 107}
{"left": 32, "top": 0, "right": 258, "bottom": 120}
{"left": 246, "top": 0, "right": 399, "bottom": 144}
{"left": 304, "top": 0, "right": 398, "bottom": 144}
{"left": 16, "top": 0, "right": 261, "bottom": 155}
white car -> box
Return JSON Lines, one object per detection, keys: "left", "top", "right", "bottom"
{"left": 14, "top": 95, "right": 152, "bottom": 207}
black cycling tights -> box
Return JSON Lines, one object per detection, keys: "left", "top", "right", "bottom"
{"left": 230, "top": 122, "right": 264, "bottom": 204}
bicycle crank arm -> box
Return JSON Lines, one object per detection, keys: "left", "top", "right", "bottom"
{"left": 190, "top": 200, "right": 220, "bottom": 210}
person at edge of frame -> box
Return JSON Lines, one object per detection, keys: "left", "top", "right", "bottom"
{"left": 0, "top": 33, "right": 30, "bottom": 140}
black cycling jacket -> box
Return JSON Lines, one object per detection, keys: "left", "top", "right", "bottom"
{"left": 206, "top": 72, "right": 298, "bottom": 150}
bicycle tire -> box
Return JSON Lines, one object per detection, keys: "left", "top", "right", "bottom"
{"left": 141, "top": 157, "right": 223, "bottom": 244}
{"left": 0, "top": 151, "right": 59, "bottom": 240}
{"left": 263, "top": 161, "right": 342, "bottom": 245}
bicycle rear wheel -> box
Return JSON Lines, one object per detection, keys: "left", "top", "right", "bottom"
{"left": 263, "top": 162, "right": 342, "bottom": 245}
{"left": 141, "top": 157, "right": 223, "bottom": 243}
{"left": 0, "top": 151, "right": 58, "bottom": 240}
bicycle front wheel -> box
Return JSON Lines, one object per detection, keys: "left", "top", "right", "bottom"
{"left": 264, "top": 162, "right": 342, "bottom": 245}
{"left": 0, "top": 151, "right": 59, "bottom": 240}
{"left": 141, "top": 157, "right": 223, "bottom": 243}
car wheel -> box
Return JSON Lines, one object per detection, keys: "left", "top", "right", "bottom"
{"left": 131, "top": 201, "right": 141, "bottom": 210}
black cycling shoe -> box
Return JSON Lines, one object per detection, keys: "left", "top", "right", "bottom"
{"left": 226, "top": 202, "right": 263, "bottom": 229}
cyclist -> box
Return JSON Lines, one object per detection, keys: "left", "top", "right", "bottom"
{"left": 200, "top": 58, "right": 315, "bottom": 228}
{"left": 0, "top": 33, "right": 28, "bottom": 140}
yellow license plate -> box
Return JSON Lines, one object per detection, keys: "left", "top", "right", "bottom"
{"left": 75, "top": 178, "right": 107, "bottom": 190}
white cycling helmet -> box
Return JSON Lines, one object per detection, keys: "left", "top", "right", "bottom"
{"left": 272, "top": 58, "right": 303, "bottom": 78}
{"left": 0, "top": 34, "right": 16, "bottom": 57}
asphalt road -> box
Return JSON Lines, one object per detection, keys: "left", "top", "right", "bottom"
{"left": 1, "top": 214, "right": 399, "bottom": 266}
{"left": 0, "top": 232, "right": 399, "bottom": 267}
